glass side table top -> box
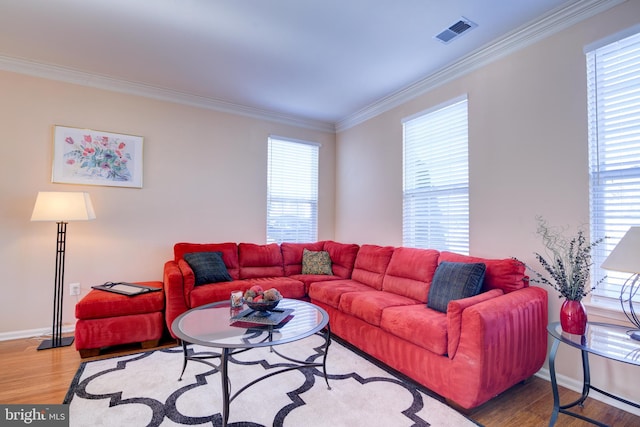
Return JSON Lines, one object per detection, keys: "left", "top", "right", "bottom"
{"left": 548, "top": 321, "right": 640, "bottom": 366}
{"left": 172, "top": 298, "right": 329, "bottom": 349}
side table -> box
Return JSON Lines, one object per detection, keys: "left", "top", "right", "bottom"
{"left": 547, "top": 321, "right": 640, "bottom": 426}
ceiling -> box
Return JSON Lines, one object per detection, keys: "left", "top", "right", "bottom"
{"left": 0, "top": 0, "right": 614, "bottom": 130}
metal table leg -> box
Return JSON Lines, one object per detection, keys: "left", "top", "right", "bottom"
{"left": 549, "top": 338, "right": 609, "bottom": 427}
{"left": 322, "top": 324, "right": 332, "bottom": 390}
{"left": 221, "top": 348, "right": 231, "bottom": 427}
{"left": 549, "top": 337, "right": 561, "bottom": 427}
{"left": 178, "top": 339, "right": 188, "bottom": 381}
{"left": 578, "top": 348, "right": 591, "bottom": 407}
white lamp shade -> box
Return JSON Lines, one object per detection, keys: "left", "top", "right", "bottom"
{"left": 601, "top": 226, "right": 640, "bottom": 274}
{"left": 31, "top": 191, "right": 96, "bottom": 222}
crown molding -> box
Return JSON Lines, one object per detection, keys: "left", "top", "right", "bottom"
{"left": 335, "top": 0, "right": 627, "bottom": 133}
{"left": 0, "top": 0, "right": 625, "bottom": 135}
{"left": 0, "top": 55, "right": 336, "bottom": 133}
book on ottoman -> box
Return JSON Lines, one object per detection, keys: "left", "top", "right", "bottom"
{"left": 91, "top": 282, "right": 162, "bottom": 296}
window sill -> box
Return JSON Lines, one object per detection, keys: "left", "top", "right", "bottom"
{"left": 583, "top": 295, "right": 631, "bottom": 324}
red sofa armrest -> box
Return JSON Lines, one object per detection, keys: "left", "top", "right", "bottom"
{"left": 177, "top": 258, "right": 196, "bottom": 293}
{"left": 448, "top": 286, "right": 548, "bottom": 409}
{"left": 447, "top": 289, "right": 504, "bottom": 358}
{"left": 163, "top": 260, "right": 189, "bottom": 338}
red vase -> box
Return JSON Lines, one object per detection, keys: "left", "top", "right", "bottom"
{"left": 560, "top": 299, "right": 587, "bottom": 335}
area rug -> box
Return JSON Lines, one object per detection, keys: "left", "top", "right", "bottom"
{"left": 64, "top": 334, "right": 480, "bottom": 427}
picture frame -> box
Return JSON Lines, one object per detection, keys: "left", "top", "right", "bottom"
{"left": 52, "top": 125, "right": 144, "bottom": 188}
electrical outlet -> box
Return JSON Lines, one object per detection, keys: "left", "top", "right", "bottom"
{"left": 70, "top": 282, "right": 81, "bottom": 296}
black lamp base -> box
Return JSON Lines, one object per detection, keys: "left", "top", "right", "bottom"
{"left": 37, "top": 336, "right": 74, "bottom": 350}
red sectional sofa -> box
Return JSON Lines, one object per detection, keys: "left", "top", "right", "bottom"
{"left": 163, "top": 240, "right": 548, "bottom": 410}
{"left": 164, "top": 241, "right": 359, "bottom": 333}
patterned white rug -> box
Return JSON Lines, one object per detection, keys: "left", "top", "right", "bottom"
{"left": 64, "top": 334, "right": 480, "bottom": 427}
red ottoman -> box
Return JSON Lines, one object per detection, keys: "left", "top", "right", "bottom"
{"left": 74, "top": 281, "right": 165, "bottom": 358}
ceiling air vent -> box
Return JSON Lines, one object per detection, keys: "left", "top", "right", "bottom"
{"left": 435, "top": 17, "right": 477, "bottom": 44}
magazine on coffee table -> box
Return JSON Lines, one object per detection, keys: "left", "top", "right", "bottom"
{"left": 230, "top": 308, "right": 294, "bottom": 327}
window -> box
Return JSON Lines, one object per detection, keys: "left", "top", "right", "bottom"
{"left": 267, "top": 136, "right": 319, "bottom": 243}
{"left": 587, "top": 28, "right": 640, "bottom": 304}
{"left": 402, "top": 97, "right": 469, "bottom": 253}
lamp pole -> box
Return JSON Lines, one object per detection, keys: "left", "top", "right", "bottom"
{"left": 38, "top": 221, "right": 74, "bottom": 350}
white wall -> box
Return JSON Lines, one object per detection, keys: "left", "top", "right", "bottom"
{"left": 0, "top": 71, "right": 336, "bottom": 335}
{"left": 335, "top": 0, "right": 640, "bottom": 412}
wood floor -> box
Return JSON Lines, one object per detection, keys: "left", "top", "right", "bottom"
{"left": 1, "top": 334, "right": 639, "bottom": 426}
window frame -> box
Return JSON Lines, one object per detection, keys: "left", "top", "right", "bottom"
{"left": 587, "top": 27, "right": 640, "bottom": 312}
{"left": 266, "top": 135, "right": 320, "bottom": 244}
{"left": 402, "top": 96, "right": 470, "bottom": 253}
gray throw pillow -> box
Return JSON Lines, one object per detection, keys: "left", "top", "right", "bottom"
{"left": 427, "top": 261, "right": 486, "bottom": 313}
{"left": 183, "top": 252, "right": 232, "bottom": 285}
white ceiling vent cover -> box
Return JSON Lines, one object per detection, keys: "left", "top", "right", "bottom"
{"left": 435, "top": 17, "right": 477, "bottom": 44}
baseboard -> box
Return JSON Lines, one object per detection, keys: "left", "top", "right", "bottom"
{"left": 535, "top": 368, "right": 640, "bottom": 417}
{"left": 0, "top": 324, "right": 75, "bottom": 342}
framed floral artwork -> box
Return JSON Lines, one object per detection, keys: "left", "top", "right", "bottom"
{"left": 52, "top": 126, "right": 144, "bottom": 188}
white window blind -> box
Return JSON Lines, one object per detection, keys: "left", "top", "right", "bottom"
{"left": 588, "top": 30, "right": 640, "bottom": 303}
{"left": 402, "top": 97, "right": 469, "bottom": 253}
{"left": 267, "top": 136, "right": 319, "bottom": 244}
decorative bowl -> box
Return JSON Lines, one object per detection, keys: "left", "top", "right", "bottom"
{"left": 246, "top": 299, "right": 280, "bottom": 312}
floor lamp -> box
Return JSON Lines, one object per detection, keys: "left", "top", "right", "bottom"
{"left": 601, "top": 226, "right": 640, "bottom": 341}
{"left": 31, "top": 191, "right": 96, "bottom": 350}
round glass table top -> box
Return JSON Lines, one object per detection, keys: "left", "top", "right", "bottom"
{"left": 548, "top": 321, "right": 640, "bottom": 367}
{"left": 172, "top": 298, "right": 329, "bottom": 349}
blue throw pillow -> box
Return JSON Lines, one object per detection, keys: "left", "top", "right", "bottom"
{"left": 183, "top": 252, "right": 232, "bottom": 286}
{"left": 427, "top": 261, "right": 486, "bottom": 313}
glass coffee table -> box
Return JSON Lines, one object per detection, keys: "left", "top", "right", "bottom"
{"left": 171, "top": 298, "right": 331, "bottom": 427}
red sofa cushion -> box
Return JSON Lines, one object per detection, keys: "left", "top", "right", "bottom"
{"left": 239, "top": 243, "right": 284, "bottom": 279}
{"left": 338, "top": 290, "right": 418, "bottom": 326}
{"left": 189, "top": 277, "right": 305, "bottom": 307}
{"left": 287, "top": 274, "right": 343, "bottom": 294}
{"left": 323, "top": 241, "right": 360, "bottom": 279}
{"left": 308, "top": 279, "right": 377, "bottom": 309}
{"left": 439, "top": 251, "right": 528, "bottom": 293}
{"left": 351, "top": 244, "right": 395, "bottom": 290}
{"left": 75, "top": 312, "right": 164, "bottom": 350}
{"left": 173, "top": 242, "right": 240, "bottom": 280}
{"left": 281, "top": 242, "right": 326, "bottom": 276}
{"left": 380, "top": 304, "right": 448, "bottom": 356}
{"left": 245, "top": 277, "right": 306, "bottom": 299}
{"left": 382, "top": 247, "right": 440, "bottom": 303}
{"left": 75, "top": 281, "right": 164, "bottom": 319}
